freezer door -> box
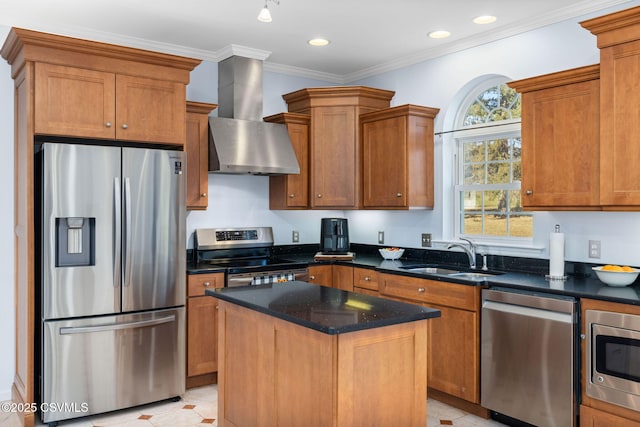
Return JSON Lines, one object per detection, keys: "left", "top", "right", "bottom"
{"left": 122, "top": 147, "right": 186, "bottom": 311}
{"left": 41, "top": 143, "right": 122, "bottom": 319}
{"left": 41, "top": 307, "right": 185, "bottom": 424}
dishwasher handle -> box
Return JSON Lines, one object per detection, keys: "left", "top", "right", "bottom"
{"left": 482, "top": 288, "right": 575, "bottom": 314}
{"left": 482, "top": 300, "right": 573, "bottom": 324}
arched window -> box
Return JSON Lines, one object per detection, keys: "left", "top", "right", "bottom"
{"left": 453, "top": 79, "right": 532, "bottom": 240}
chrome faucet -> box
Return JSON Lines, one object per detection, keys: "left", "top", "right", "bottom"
{"left": 447, "top": 237, "right": 477, "bottom": 269}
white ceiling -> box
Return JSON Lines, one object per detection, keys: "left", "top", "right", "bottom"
{"left": 1, "top": 0, "right": 637, "bottom": 82}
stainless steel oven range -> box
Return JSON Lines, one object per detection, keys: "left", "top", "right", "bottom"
{"left": 194, "top": 227, "right": 308, "bottom": 287}
{"left": 585, "top": 309, "right": 640, "bottom": 411}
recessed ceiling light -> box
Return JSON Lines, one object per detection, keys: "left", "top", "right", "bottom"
{"left": 428, "top": 30, "right": 451, "bottom": 39}
{"left": 473, "top": 15, "right": 497, "bottom": 25}
{"left": 308, "top": 38, "right": 330, "bottom": 46}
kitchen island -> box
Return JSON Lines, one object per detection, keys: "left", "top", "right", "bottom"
{"left": 207, "top": 281, "right": 441, "bottom": 427}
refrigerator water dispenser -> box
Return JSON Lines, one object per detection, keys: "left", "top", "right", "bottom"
{"left": 55, "top": 217, "right": 95, "bottom": 267}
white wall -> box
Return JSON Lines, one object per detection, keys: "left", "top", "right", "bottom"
{"left": 2, "top": 3, "right": 640, "bottom": 400}
{"left": 0, "top": 25, "right": 15, "bottom": 401}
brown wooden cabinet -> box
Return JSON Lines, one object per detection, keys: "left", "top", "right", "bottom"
{"left": 509, "top": 65, "right": 601, "bottom": 210}
{"left": 353, "top": 267, "right": 378, "bottom": 292}
{"left": 186, "top": 101, "right": 217, "bottom": 210}
{"left": 265, "top": 112, "right": 310, "bottom": 209}
{"left": 186, "top": 273, "right": 224, "bottom": 388}
{"left": 308, "top": 264, "right": 333, "bottom": 286}
{"left": 282, "top": 86, "right": 395, "bottom": 209}
{"left": 580, "top": 404, "right": 640, "bottom": 426}
{"left": 332, "top": 264, "right": 355, "bottom": 291}
{"left": 35, "top": 62, "right": 188, "bottom": 145}
{"left": 379, "top": 273, "right": 482, "bottom": 407}
{"left": 360, "top": 104, "right": 439, "bottom": 209}
{"left": 1, "top": 28, "right": 200, "bottom": 426}
{"left": 216, "top": 297, "right": 429, "bottom": 427}
{"left": 582, "top": 7, "right": 640, "bottom": 208}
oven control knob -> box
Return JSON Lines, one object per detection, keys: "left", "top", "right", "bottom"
{"left": 597, "top": 376, "right": 604, "bottom": 383}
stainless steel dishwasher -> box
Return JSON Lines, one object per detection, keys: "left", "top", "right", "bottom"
{"left": 481, "top": 288, "right": 577, "bottom": 427}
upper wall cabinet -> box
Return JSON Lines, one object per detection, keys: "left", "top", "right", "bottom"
{"left": 582, "top": 6, "right": 640, "bottom": 208}
{"left": 509, "top": 65, "right": 601, "bottom": 210}
{"left": 283, "top": 86, "right": 395, "bottom": 209}
{"left": 3, "top": 28, "right": 200, "bottom": 146}
{"left": 186, "top": 101, "right": 217, "bottom": 210}
{"left": 360, "top": 104, "right": 439, "bottom": 209}
{"left": 265, "top": 112, "right": 311, "bottom": 210}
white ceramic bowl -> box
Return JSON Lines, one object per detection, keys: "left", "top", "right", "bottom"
{"left": 379, "top": 248, "right": 404, "bottom": 260}
{"left": 592, "top": 266, "right": 640, "bottom": 287}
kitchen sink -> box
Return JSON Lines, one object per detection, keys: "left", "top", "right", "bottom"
{"left": 399, "top": 265, "right": 502, "bottom": 281}
{"left": 447, "top": 272, "right": 498, "bottom": 281}
{"left": 403, "top": 267, "right": 460, "bottom": 275}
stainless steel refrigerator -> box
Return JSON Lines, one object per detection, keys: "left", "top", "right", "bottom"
{"left": 36, "top": 142, "right": 186, "bottom": 425}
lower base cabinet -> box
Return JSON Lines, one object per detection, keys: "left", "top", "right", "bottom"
{"left": 580, "top": 405, "right": 640, "bottom": 426}
{"left": 186, "top": 273, "right": 224, "bottom": 387}
{"left": 379, "top": 273, "right": 481, "bottom": 404}
{"left": 216, "top": 299, "right": 429, "bottom": 427}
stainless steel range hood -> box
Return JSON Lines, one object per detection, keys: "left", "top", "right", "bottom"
{"left": 209, "top": 55, "right": 300, "bottom": 175}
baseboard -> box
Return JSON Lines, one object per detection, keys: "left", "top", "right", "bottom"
{"left": 428, "top": 388, "right": 490, "bottom": 419}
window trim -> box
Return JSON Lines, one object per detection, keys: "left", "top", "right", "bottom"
{"left": 451, "top": 80, "right": 532, "bottom": 244}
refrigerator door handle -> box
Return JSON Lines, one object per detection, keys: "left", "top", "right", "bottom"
{"left": 114, "top": 177, "right": 122, "bottom": 290}
{"left": 59, "top": 315, "right": 176, "bottom": 335}
{"left": 124, "top": 177, "right": 132, "bottom": 287}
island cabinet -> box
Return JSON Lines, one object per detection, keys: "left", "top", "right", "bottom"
{"left": 264, "top": 112, "right": 310, "bottom": 209}
{"left": 1, "top": 28, "right": 200, "bottom": 427}
{"left": 582, "top": 6, "right": 640, "bottom": 208}
{"left": 209, "top": 282, "right": 440, "bottom": 427}
{"left": 379, "top": 273, "right": 484, "bottom": 415}
{"left": 282, "top": 86, "right": 395, "bottom": 209}
{"left": 360, "top": 104, "right": 440, "bottom": 209}
{"left": 508, "top": 65, "right": 601, "bottom": 210}
{"left": 186, "top": 273, "right": 224, "bottom": 388}
{"left": 186, "top": 101, "right": 217, "bottom": 210}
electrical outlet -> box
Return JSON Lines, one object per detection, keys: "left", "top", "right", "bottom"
{"left": 378, "top": 231, "right": 385, "bottom": 245}
{"left": 422, "top": 233, "right": 432, "bottom": 247}
{"left": 292, "top": 230, "right": 299, "bottom": 243}
{"left": 589, "top": 240, "right": 601, "bottom": 259}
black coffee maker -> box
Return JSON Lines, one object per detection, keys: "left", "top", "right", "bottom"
{"left": 320, "top": 218, "right": 349, "bottom": 254}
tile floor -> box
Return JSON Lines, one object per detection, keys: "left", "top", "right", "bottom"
{"left": 1, "top": 385, "right": 507, "bottom": 427}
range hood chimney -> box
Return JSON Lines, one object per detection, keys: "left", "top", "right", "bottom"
{"left": 209, "top": 55, "right": 300, "bottom": 175}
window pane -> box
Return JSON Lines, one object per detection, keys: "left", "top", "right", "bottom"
{"left": 464, "top": 164, "right": 485, "bottom": 185}
{"left": 457, "top": 82, "right": 530, "bottom": 240}
{"left": 463, "top": 141, "right": 485, "bottom": 162}
{"left": 487, "top": 139, "right": 510, "bottom": 161}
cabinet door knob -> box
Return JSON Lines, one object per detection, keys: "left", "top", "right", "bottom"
{"left": 203, "top": 282, "right": 211, "bottom": 287}
{"left": 316, "top": 194, "right": 322, "bottom": 198}
{"left": 201, "top": 193, "right": 207, "bottom": 197}
{"left": 364, "top": 276, "right": 371, "bottom": 281}
{"left": 396, "top": 193, "right": 403, "bottom": 197}
{"left": 525, "top": 189, "right": 533, "bottom": 195}
{"left": 121, "top": 123, "right": 128, "bottom": 129}
{"left": 105, "top": 122, "right": 112, "bottom": 128}
{"left": 289, "top": 194, "right": 295, "bottom": 198}
{"left": 310, "top": 275, "right": 316, "bottom": 280}
{"left": 418, "top": 287, "right": 425, "bottom": 293}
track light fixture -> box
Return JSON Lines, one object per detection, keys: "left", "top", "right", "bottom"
{"left": 258, "top": 0, "right": 280, "bottom": 23}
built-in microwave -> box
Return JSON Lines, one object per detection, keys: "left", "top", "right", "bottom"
{"left": 585, "top": 309, "right": 640, "bottom": 411}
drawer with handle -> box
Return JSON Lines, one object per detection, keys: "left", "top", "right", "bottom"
{"left": 188, "top": 273, "right": 224, "bottom": 297}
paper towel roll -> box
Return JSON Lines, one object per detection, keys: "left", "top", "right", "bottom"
{"left": 549, "top": 229, "right": 565, "bottom": 278}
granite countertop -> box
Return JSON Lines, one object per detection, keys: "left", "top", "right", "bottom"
{"left": 189, "top": 248, "right": 640, "bottom": 306}
{"left": 206, "top": 281, "right": 441, "bottom": 334}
